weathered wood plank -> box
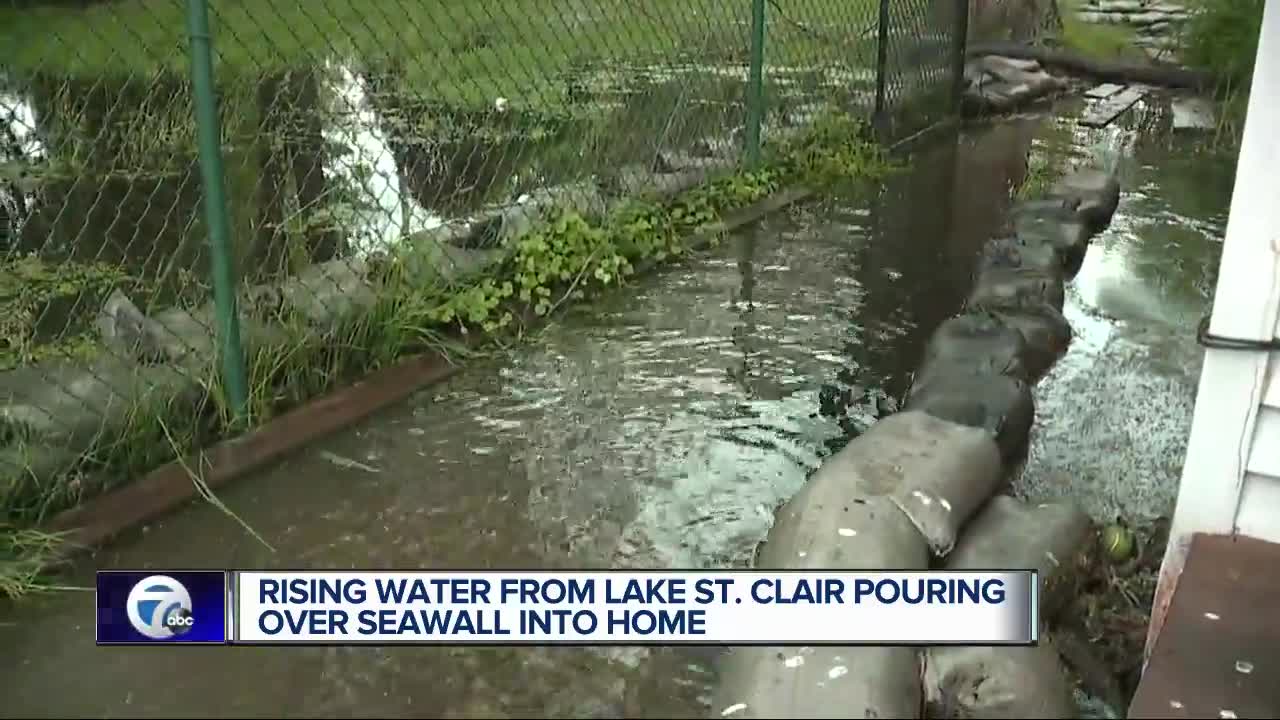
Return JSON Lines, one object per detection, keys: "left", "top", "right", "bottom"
{"left": 1079, "top": 85, "right": 1148, "bottom": 127}
{"left": 1084, "top": 82, "right": 1126, "bottom": 99}
{"left": 1130, "top": 533, "right": 1280, "bottom": 719}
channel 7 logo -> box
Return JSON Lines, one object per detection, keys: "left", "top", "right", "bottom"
{"left": 126, "top": 575, "right": 195, "bottom": 639}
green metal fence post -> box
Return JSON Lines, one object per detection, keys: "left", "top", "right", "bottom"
{"left": 745, "top": 0, "right": 767, "bottom": 167}
{"left": 951, "top": 0, "right": 970, "bottom": 115}
{"left": 186, "top": 0, "right": 249, "bottom": 419}
{"left": 873, "top": 0, "right": 891, "bottom": 139}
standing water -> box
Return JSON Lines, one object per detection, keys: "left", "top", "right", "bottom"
{"left": 0, "top": 97, "right": 1234, "bottom": 718}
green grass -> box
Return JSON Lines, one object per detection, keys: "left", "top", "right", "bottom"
{"left": 0, "top": 0, "right": 876, "bottom": 109}
{"left": 1058, "top": 1, "right": 1146, "bottom": 61}
{"left": 1179, "top": 0, "right": 1263, "bottom": 141}
{"left": 1181, "top": 0, "right": 1264, "bottom": 85}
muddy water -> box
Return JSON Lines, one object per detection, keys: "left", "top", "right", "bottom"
{"left": 0, "top": 99, "right": 1233, "bottom": 718}
{"left": 1012, "top": 96, "right": 1233, "bottom": 524}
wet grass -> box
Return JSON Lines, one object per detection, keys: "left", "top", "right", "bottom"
{"left": 1179, "top": 0, "right": 1264, "bottom": 143}
{"left": 0, "top": 0, "right": 878, "bottom": 109}
{"left": 1058, "top": 0, "right": 1146, "bottom": 61}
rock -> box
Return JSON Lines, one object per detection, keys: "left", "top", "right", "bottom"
{"left": 963, "top": 61, "right": 1067, "bottom": 115}
{"left": 655, "top": 151, "right": 735, "bottom": 174}
{"left": 1127, "top": 10, "right": 1181, "bottom": 25}
{"left": 0, "top": 354, "right": 203, "bottom": 452}
{"left": 979, "top": 55, "right": 1043, "bottom": 79}
{"left": 1171, "top": 96, "right": 1217, "bottom": 130}
{"left": 1095, "top": 0, "right": 1150, "bottom": 13}
{"left": 95, "top": 289, "right": 166, "bottom": 364}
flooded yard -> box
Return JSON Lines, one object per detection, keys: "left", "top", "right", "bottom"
{"left": 0, "top": 92, "right": 1236, "bottom": 718}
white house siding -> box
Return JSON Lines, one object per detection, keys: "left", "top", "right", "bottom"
{"left": 1146, "top": 0, "right": 1280, "bottom": 656}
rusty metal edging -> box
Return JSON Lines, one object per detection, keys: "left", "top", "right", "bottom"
{"left": 37, "top": 184, "right": 819, "bottom": 565}
{"left": 44, "top": 351, "right": 465, "bottom": 552}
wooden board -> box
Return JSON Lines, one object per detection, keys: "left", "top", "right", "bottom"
{"left": 1079, "top": 86, "right": 1148, "bottom": 127}
{"left": 1129, "top": 533, "right": 1280, "bottom": 719}
{"left": 1084, "top": 82, "right": 1126, "bottom": 99}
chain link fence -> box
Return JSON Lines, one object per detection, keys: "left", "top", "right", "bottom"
{"left": 0, "top": 0, "right": 963, "bottom": 538}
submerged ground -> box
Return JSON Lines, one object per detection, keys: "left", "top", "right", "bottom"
{"left": 0, "top": 94, "right": 1235, "bottom": 718}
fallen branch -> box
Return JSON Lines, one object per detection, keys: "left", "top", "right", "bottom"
{"left": 966, "top": 41, "right": 1216, "bottom": 91}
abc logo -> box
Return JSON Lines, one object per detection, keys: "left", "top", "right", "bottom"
{"left": 126, "top": 575, "right": 194, "bottom": 640}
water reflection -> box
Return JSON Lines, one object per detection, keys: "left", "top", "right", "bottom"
{"left": 1011, "top": 93, "right": 1232, "bottom": 523}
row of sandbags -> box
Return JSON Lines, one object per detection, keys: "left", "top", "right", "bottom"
{"left": 711, "top": 167, "right": 1121, "bottom": 719}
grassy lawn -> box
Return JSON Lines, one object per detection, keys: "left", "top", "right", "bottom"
{"left": 0, "top": 0, "right": 880, "bottom": 109}
{"left": 1056, "top": 0, "right": 1156, "bottom": 61}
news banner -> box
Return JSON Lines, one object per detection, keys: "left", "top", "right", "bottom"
{"left": 96, "top": 569, "right": 1038, "bottom": 645}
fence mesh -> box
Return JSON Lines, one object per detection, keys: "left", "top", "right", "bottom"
{"left": 0, "top": 0, "right": 961, "bottom": 530}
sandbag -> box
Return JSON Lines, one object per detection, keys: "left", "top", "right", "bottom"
{"left": 1012, "top": 211, "right": 1091, "bottom": 279}
{"left": 757, "top": 477, "right": 931, "bottom": 570}
{"left": 849, "top": 409, "right": 1008, "bottom": 556}
{"left": 721, "top": 478, "right": 932, "bottom": 717}
{"left": 712, "top": 413, "right": 1004, "bottom": 718}
{"left": 923, "top": 642, "right": 1077, "bottom": 719}
{"left": 968, "top": 267, "right": 1066, "bottom": 313}
{"left": 714, "top": 641, "right": 923, "bottom": 719}
{"left": 904, "top": 369, "right": 1035, "bottom": 464}
{"left": 1010, "top": 197, "right": 1081, "bottom": 219}
{"left": 770, "top": 410, "right": 1003, "bottom": 558}
{"left": 976, "top": 235, "right": 1063, "bottom": 277}
{"left": 1050, "top": 168, "right": 1121, "bottom": 235}
{"left": 914, "top": 312, "right": 1033, "bottom": 387}
{"left": 945, "top": 495, "right": 1092, "bottom": 623}
{"left": 970, "top": 303, "right": 1073, "bottom": 384}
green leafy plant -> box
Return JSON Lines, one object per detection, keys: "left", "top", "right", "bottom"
{"left": 1179, "top": 0, "right": 1264, "bottom": 142}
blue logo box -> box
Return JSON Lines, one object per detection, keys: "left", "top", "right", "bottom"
{"left": 97, "top": 570, "right": 229, "bottom": 645}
